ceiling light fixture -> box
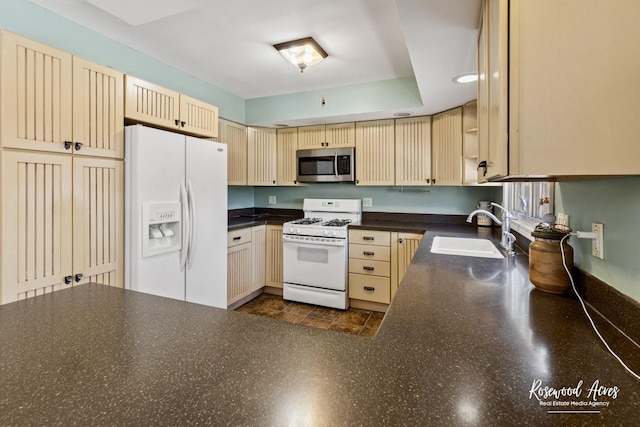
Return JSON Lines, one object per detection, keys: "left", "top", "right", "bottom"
{"left": 452, "top": 73, "right": 478, "bottom": 84}
{"left": 273, "top": 37, "right": 328, "bottom": 73}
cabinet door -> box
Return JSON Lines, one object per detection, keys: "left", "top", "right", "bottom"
{"left": 72, "top": 57, "right": 124, "bottom": 159}
{"left": 325, "top": 123, "right": 355, "bottom": 147}
{"left": 247, "top": 127, "right": 277, "bottom": 185}
{"left": 251, "top": 225, "right": 266, "bottom": 291}
{"left": 477, "top": 4, "right": 490, "bottom": 183}
{"left": 124, "top": 75, "right": 179, "bottom": 130}
{"left": 392, "top": 232, "right": 423, "bottom": 298}
{"left": 276, "top": 127, "right": 300, "bottom": 186}
{"left": 227, "top": 242, "right": 252, "bottom": 305}
{"left": 218, "top": 119, "right": 247, "bottom": 185}
{"left": 297, "top": 125, "right": 325, "bottom": 149}
{"left": 485, "top": 0, "right": 509, "bottom": 179}
{"left": 395, "top": 116, "right": 432, "bottom": 185}
{"left": 265, "top": 225, "right": 283, "bottom": 288}
{"left": 0, "top": 31, "right": 72, "bottom": 153}
{"left": 355, "top": 120, "right": 395, "bottom": 185}
{"left": 72, "top": 157, "right": 123, "bottom": 288}
{"left": 179, "top": 94, "right": 219, "bottom": 138}
{"left": 1, "top": 151, "right": 73, "bottom": 304}
{"left": 431, "top": 107, "right": 463, "bottom": 186}
{"left": 462, "top": 101, "right": 479, "bottom": 185}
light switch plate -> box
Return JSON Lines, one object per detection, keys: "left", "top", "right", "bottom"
{"left": 556, "top": 212, "right": 569, "bottom": 226}
{"left": 362, "top": 197, "right": 372, "bottom": 207}
{"left": 268, "top": 196, "right": 276, "bottom": 205}
{"left": 592, "top": 223, "right": 604, "bottom": 259}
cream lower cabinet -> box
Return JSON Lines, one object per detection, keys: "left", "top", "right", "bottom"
{"left": 265, "top": 225, "right": 283, "bottom": 288}
{"left": 349, "top": 230, "right": 392, "bottom": 305}
{"left": 390, "top": 232, "right": 423, "bottom": 299}
{"left": 1, "top": 151, "right": 123, "bottom": 304}
{"left": 348, "top": 229, "right": 423, "bottom": 308}
{"left": 227, "top": 225, "right": 266, "bottom": 306}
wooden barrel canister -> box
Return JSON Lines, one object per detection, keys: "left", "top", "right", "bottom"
{"left": 529, "top": 231, "right": 573, "bottom": 294}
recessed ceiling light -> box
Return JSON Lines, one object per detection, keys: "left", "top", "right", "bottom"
{"left": 274, "top": 123, "right": 289, "bottom": 127}
{"left": 394, "top": 112, "right": 412, "bottom": 117}
{"left": 452, "top": 73, "right": 478, "bottom": 84}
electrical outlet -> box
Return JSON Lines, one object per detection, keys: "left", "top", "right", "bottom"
{"left": 362, "top": 197, "right": 372, "bottom": 207}
{"left": 556, "top": 212, "right": 570, "bottom": 226}
{"left": 268, "top": 195, "right": 276, "bottom": 205}
{"left": 592, "top": 223, "right": 604, "bottom": 259}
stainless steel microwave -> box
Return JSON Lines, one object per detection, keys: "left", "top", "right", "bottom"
{"left": 296, "top": 147, "right": 355, "bottom": 183}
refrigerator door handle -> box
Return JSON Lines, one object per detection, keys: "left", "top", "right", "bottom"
{"left": 180, "top": 180, "right": 190, "bottom": 272}
{"left": 186, "top": 180, "right": 197, "bottom": 269}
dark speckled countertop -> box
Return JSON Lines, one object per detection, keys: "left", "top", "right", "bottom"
{"left": 1, "top": 225, "right": 639, "bottom": 425}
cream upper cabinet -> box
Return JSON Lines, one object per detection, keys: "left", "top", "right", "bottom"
{"left": 72, "top": 57, "right": 124, "bottom": 159}
{"left": 431, "top": 107, "right": 463, "bottom": 186}
{"left": 0, "top": 31, "right": 73, "bottom": 154}
{"left": 395, "top": 116, "right": 432, "bottom": 186}
{"left": 124, "top": 76, "right": 219, "bottom": 138}
{"left": 217, "top": 118, "right": 247, "bottom": 185}
{"left": 462, "top": 101, "right": 479, "bottom": 185}
{"left": 297, "top": 123, "right": 355, "bottom": 149}
{"left": 355, "top": 120, "right": 395, "bottom": 186}
{"left": 276, "top": 127, "right": 301, "bottom": 186}
{"left": 479, "top": 0, "right": 640, "bottom": 179}
{"left": 247, "top": 127, "right": 277, "bottom": 186}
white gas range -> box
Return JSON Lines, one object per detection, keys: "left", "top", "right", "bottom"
{"left": 282, "top": 199, "right": 362, "bottom": 310}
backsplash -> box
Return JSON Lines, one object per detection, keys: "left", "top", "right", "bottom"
{"left": 251, "top": 184, "right": 501, "bottom": 214}
{"left": 556, "top": 176, "right": 640, "bottom": 302}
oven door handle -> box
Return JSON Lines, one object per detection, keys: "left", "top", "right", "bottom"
{"left": 283, "top": 234, "right": 345, "bottom": 247}
{"left": 334, "top": 151, "right": 338, "bottom": 178}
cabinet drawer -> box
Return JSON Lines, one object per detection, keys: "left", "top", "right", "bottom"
{"left": 349, "top": 243, "right": 390, "bottom": 261}
{"left": 349, "top": 230, "right": 390, "bottom": 246}
{"left": 349, "top": 274, "right": 390, "bottom": 304}
{"left": 349, "top": 259, "right": 390, "bottom": 277}
{"left": 227, "top": 228, "right": 252, "bottom": 247}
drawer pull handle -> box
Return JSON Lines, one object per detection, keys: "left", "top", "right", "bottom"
{"left": 233, "top": 236, "right": 242, "bottom": 241}
{"left": 363, "top": 236, "right": 374, "bottom": 241}
{"left": 363, "top": 266, "right": 374, "bottom": 271}
{"left": 363, "top": 251, "right": 375, "bottom": 256}
{"left": 364, "top": 286, "right": 375, "bottom": 291}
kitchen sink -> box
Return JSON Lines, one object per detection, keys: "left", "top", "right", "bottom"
{"left": 430, "top": 236, "right": 504, "bottom": 259}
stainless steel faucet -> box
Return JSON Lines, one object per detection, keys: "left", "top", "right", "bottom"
{"left": 466, "top": 202, "right": 517, "bottom": 255}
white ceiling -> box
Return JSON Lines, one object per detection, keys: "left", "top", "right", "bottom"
{"left": 30, "top": 0, "right": 480, "bottom": 118}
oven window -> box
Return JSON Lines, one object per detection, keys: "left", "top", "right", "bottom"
{"left": 298, "top": 157, "right": 335, "bottom": 176}
{"left": 297, "top": 247, "right": 329, "bottom": 264}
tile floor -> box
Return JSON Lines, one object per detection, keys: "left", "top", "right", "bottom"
{"left": 235, "top": 293, "right": 384, "bottom": 337}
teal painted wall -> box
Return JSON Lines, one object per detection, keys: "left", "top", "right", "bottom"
{"left": 555, "top": 177, "right": 640, "bottom": 302}
{"left": 245, "top": 77, "right": 422, "bottom": 125}
{"left": 1, "top": 0, "right": 245, "bottom": 122}
{"left": 254, "top": 184, "right": 501, "bottom": 214}
{"left": 228, "top": 187, "right": 255, "bottom": 210}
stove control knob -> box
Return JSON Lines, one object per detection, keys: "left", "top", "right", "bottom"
{"left": 296, "top": 228, "right": 301, "bottom": 234}
{"left": 332, "top": 231, "right": 337, "bottom": 237}
{"left": 324, "top": 230, "right": 330, "bottom": 236}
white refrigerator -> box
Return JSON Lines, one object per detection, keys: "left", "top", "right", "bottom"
{"left": 125, "top": 124, "right": 227, "bottom": 308}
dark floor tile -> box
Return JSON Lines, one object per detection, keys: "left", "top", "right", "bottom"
{"left": 364, "top": 312, "right": 385, "bottom": 328}
{"left": 235, "top": 304, "right": 255, "bottom": 313}
{"left": 336, "top": 309, "right": 371, "bottom": 327}
{"left": 254, "top": 294, "right": 288, "bottom": 311}
{"left": 329, "top": 321, "right": 364, "bottom": 336}
{"left": 249, "top": 306, "right": 280, "bottom": 318}
{"left": 307, "top": 306, "right": 342, "bottom": 321}
{"left": 299, "top": 316, "right": 333, "bottom": 330}
{"left": 275, "top": 311, "right": 305, "bottom": 324}
{"left": 359, "top": 325, "right": 379, "bottom": 338}
{"left": 282, "top": 301, "right": 316, "bottom": 316}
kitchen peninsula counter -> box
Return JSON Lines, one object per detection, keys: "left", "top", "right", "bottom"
{"left": 2, "top": 225, "right": 639, "bottom": 425}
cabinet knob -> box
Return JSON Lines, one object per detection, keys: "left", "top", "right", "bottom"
{"left": 181, "top": 121, "right": 186, "bottom": 128}
{"left": 432, "top": 179, "right": 436, "bottom": 185}
{"left": 363, "top": 251, "right": 375, "bottom": 256}
{"left": 64, "top": 276, "right": 73, "bottom": 285}
{"left": 74, "top": 142, "right": 83, "bottom": 151}
{"left": 363, "top": 266, "right": 375, "bottom": 271}
{"left": 363, "top": 236, "right": 374, "bottom": 241}
{"left": 75, "top": 273, "right": 84, "bottom": 282}
{"left": 233, "top": 236, "right": 242, "bottom": 241}
{"left": 426, "top": 178, "right": 430, "bottom": 184}
{"left": 64, "top": 141, "right": 72, "bottom": 150}
{"left": 398, "top": 238, "right": 404, "bottom": 244}
{"left": 272, "top": 180, "right": 276, "bottom": 184}
{"left": 364, "top": 286, "right": 375, "bottom": 291}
